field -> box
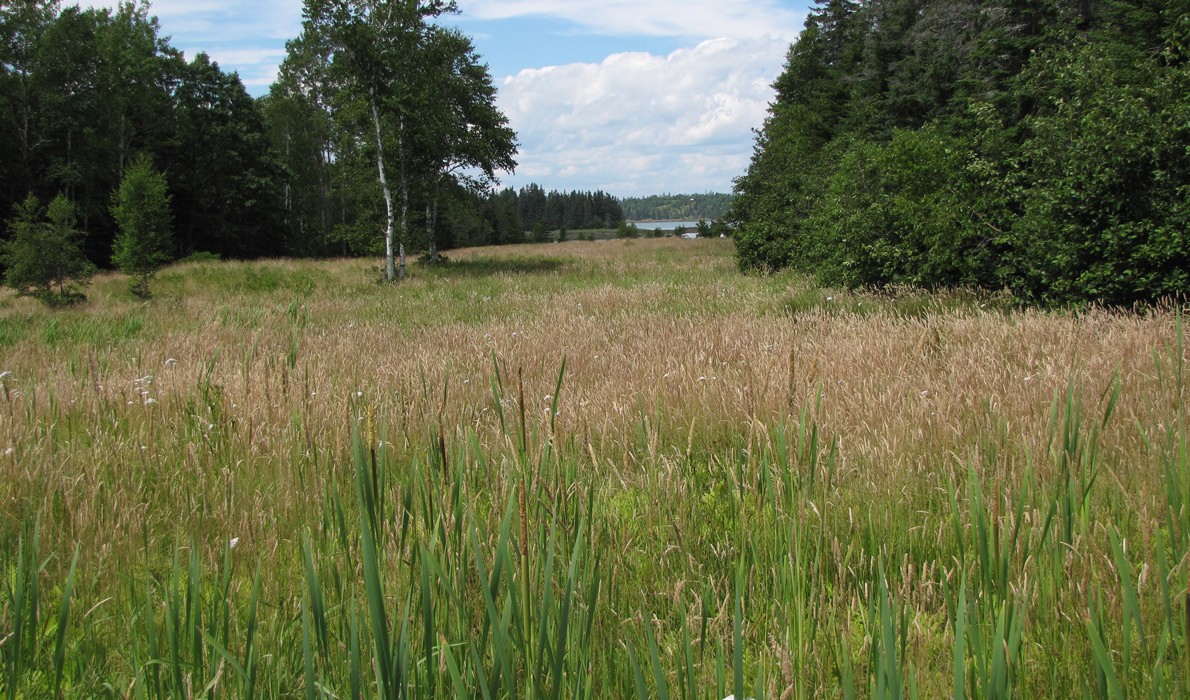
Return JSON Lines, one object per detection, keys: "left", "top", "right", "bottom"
{"left": 0, "top": 238, "right": 1187, "bottom": 698}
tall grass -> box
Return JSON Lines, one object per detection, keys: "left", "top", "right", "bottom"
{"left": 1, "top": 240, "right": 1187, "bottom": 696}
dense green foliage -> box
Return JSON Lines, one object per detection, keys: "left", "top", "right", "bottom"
{"left": 111, "top": 155, "right": 173, "bottom": 297}
{"left": 1, "top": 194, "right": 93, "bottom": 303}
{"left": 0, "top": 0, "right": 523, "bottom": 278}
{"left": 620, "top": 192, "right": 734, "bottom": 221}
{"left": 731, "top": 0, "right": 1189, "bottom": 306}
{"left": 266, "top": 0, "right": 518, "bottom": 276}
{"left": 0, "top": 1, "right": 283, "bottom": 264}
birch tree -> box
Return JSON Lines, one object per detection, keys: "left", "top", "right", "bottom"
{"left": 298, "top": 0, "right": 451, "bottom": 281}
{"left": 294, "top": 0, "right": 515, "bottom": 279}
{"left": 414, "top": 26, "right": 517, "bottom": 261}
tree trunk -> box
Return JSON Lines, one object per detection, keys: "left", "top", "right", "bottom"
{"left": 370, "top": 92, "right": 396, "bottom": 281}
{"left": 398, "top": 115, "right": 408, "bottom": 280}
{"left": 426, "top": 200, "right": 437, "bottom": 262}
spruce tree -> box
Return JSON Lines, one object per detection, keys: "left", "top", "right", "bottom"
{"left": 111, "top": 155, "right": 174, "bottom": 298}
{"left": 2, "top": 194, "right": 95, "bottom": 305}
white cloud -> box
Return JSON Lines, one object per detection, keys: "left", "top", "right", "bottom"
{"left": 81, "top": 1, "right": 304, "bottom": 40}
{"left": 497, "top": 36, "right": 787, "bottom": 195}
{"left": 73, "top": 1, "right": 801, "bottom": 194}
{"left": 463, "top": 0, "right": 803, "bottom": 40}
{"left": 78, "top": 0, "right": 301, "bottom": 91}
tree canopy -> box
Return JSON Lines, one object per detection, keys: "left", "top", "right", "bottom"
{"left": 0, "top": 0, "right": 522, "bottom": 282}
{"left": 730, "top": 0, "right": 1189, "bottom": 306}
{"left": 0, "top": 1, "right": 284, "bottom": 266}
{"left": 272, "top": 0, "right": 517, "bottom": 278}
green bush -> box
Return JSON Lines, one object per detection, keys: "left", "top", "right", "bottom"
{"left": 1010, "top": 42, "right": 1189, "bottom": 305}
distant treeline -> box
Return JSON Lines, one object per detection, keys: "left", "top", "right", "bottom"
{"left": 514, "top": 185, "right": 624, "bottom": 232}
{"left": 442, "top": 186, "right": 624, "bottom": 249}
{"left": 0, "top": 3, "right": 626, "bottom": 271}
{"left": 620, "top": 193, "right": 734, "bottom": 221}
{"left": 1, "top": 0, "right": 735, "bottom": 277}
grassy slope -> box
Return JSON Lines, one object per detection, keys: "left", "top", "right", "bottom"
{"left": 0, "top": 238, "right": 1186, "bottom": 697}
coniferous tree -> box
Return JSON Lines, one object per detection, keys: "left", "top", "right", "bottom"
{"left": 729, "top": 0, "right": 1188, "bottom": 305}
{"left": 2, "top": 193, "right": 94, "bottom": 304}
{"left": 111, "top": 154, "right": 172, "bottom": 297}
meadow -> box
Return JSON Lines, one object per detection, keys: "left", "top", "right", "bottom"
{"left": 0, "top": 238, "right": 1186, "bottom": 698}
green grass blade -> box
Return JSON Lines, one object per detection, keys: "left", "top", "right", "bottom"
{"left": 952, "top": 577, "right": 966, "bottom": 700}
{"left": 51, "top": 545, "right": 80, "bottom": 699}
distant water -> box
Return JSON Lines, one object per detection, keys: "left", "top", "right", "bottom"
{"left": 628, "top": 220, "right": 706, "bottom": 230}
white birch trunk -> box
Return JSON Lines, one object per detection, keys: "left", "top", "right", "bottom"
{"left": 398, "top": 115, "right": 408, "bottom": 280}
{"left": 371, "top": 93, "right": 397, "bottom": 281}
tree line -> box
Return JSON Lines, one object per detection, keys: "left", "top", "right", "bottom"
{"left": 0, "top": 0, "right": 665, "bottom": 301}
{"left": 1, "top": 1, "right": 284, "bottom": 269}
{"left": 514, "top": 185, "right": 623, "bottom": 233}
{"left": 0, "top": 0, "right": 524, "bottom": 297}
{"left": 620, "top": 193, "right": 734, "bottom": 222}
{"left": 730, "top": 0, "right": 1188, "bottom": 306}
{"left": 429, "top": 185, "right": 624, "bottom": 248}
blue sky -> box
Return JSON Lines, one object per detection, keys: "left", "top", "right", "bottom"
{"left": 80, "top": 1, "right": 813, "bottom": 196}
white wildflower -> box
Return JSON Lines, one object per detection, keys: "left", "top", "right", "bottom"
{"left": 4, "top": 447, "right": 14, "bottom": 456}
{"left": 145, "top": 398, "right": 157, "bottom": 406}
{"left": 229, "top": 537, "right": 240, "bottom": 550}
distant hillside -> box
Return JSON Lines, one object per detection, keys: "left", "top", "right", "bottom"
{"left": 620, "top": 193, "right": 734, "bottom": 221}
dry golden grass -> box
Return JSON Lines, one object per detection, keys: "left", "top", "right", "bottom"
{"left": 0, "top": 238, "right": 1185, "bottom": 696}
{"left": 0, "top": 239, "right": 1181, "bottom": 579}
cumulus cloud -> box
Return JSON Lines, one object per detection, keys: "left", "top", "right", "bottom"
{"left": 498, "top": 36, "right": 787, "bottom": 195}
{"left": 463, "top": 0, "right": 803, "bottom": 40}
{"left": 74, "top": 0, "right": 802, "bottom": 194}
{"left": 79, "top": 0, "right": 302, "bottom": 91}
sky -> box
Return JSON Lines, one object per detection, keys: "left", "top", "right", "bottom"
{"left": 79, "top": 1, "right": 813, "bottom": 197}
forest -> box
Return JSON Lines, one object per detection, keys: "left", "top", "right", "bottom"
{"left": 619, "top": 192, "right": 734, "bottom": 222}
{"left": 0, "top": 0, "right": 630, "bottom": 292}
{"left": 730, "top": 0, "right": 1188, "bottom": 306}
